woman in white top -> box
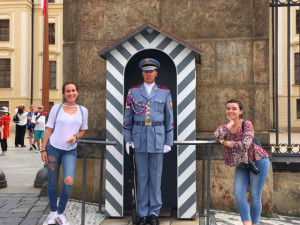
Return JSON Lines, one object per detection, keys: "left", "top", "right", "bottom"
{"left": 14, "top": 105, "right": 28, "bottom": 147}
{"left": 41, "top": 82, "right": 88, "bottom": 225}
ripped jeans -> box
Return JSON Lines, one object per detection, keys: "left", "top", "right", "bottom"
{"left": 46, "top": 143, "right": 77, "bottom": 214}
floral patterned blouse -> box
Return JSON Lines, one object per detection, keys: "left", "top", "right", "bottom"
{"left": 214, "top": 120, "right": 269, "bottom": 167}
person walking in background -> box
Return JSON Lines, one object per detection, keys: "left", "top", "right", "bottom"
{"left": 123, "top": 58, "right": 174, "bottom": 225}
{"left": 32, "top": 105, "right": 46, "bottom": 153}
{"left": 27, "top": 105, "right": 37, "bottom": 151}
{"left": 0, "top": 106, "right": 11, "bottom": 156}
{"left": 14, "top": 105, "right": 28, "bottom": 147}
{"left": 214, "top": 99, "right": 270, "bottom": 225}
{"left": 41, "top": 82, "right": 88, "bottom": 225}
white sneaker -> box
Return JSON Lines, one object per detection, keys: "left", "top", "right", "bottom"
{"left": 36, "top": 149, "right": 40, "bottom": 153}
{"left": 43, "top": 211, "right": 57, "bottom": 225}
{"left": 56, "top": 214, "right": 70, "bottom": 225}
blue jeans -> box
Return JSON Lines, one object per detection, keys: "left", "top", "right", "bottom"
{"left": 233, "top": 157, "right": 270, "bottom": 224}
{"left": 46, "top": 143, "right": 77, "bottom": 214}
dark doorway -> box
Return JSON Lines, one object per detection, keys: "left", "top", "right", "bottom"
{"left": 123, "top": 49, "right": 178, "bottom": 210}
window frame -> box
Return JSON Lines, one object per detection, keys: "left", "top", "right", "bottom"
{"left": 297, "top": 99, "right": 300, "bottom": 119}
{"left": 295, "top": 53, "right": 300, "bottom": 85}
{"left": 48, "top": 23, "right": 55, "bottom": 45}
{"left": 0, "top": 19, "right": 9, "bottom": 41}
{"left": 49, "top": 61, "right": 56, "bottom": 89}
{"left": 297, "top": 10, "right": 300, "bottom": 34}
{"left": 0, "top": 59, "right": 11, "bottom": 88}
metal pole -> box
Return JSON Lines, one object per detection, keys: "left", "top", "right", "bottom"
{"left": 272, "top": 0, "right": 276, "bottom": 129}
{"left": 275, "top": 0, "right": 279, "bottom": 148}
{"left": 201, "top": 149, "right": 205, "bottom": 216}
{"left": 287, "top": 0, "right": 292, "bottom": 148}
{"left": 99, "top": 145, "right": 105, "bottom": 212}
{"left": 81, "top": 143, "right": 87, "bottom": 225}
{"left": 206, "top": 144, "right": 211, "bottom": 225}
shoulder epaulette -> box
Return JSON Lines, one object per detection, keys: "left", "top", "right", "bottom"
{"left": 130, "top": 85, "right": 140, "bottom": 89}
{"left": 158, "top": 85, "right": 169, "bottom": 90}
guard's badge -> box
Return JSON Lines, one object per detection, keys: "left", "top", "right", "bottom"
{"left": 169, "top": 101, "right": 173, "bottom": 110}
{"left": 146, "top": 58, "right": 150, "bottom": 64}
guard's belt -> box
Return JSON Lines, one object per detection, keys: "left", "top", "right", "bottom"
{"left": 135, "top": 121, "right": 163, "bottom": 126}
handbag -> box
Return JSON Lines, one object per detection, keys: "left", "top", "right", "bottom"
{"left": 241, "top": 120, "right": 263, "bottom": 148}
{"left": 13, "top": 113, "right": 19, "bottom": 124}
{"left": 241, "top": 120, "right": 261, "bottom": 175}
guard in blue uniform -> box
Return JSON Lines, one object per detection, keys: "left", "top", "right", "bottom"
{"left": 123, "top": 58, "right": 174, "bottom": 225}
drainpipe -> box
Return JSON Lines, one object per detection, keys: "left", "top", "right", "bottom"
{"left": 30, "top": 0, "right": 34, "bottom": 104}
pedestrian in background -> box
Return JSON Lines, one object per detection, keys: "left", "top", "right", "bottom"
{"left": 214, "top": 99, "right": 270, "bottom": 225}
{"left": 0, "top": 106, "right": 10, "bottom": 156}
{"left": 14, "top": 105, "right": 28, "bottom": 147}
{"left": 41, "top": 82, "right": 88, "bottom": 225}
{"left": 32, "top": 105, "right": 46, "bottom": 153}
{"left": 27, "top": 105, "right": 37, "bottom": 151}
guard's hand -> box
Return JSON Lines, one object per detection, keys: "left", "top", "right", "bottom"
{"left": 41, "top": 151, "right": 48, "bottom": 164}
{"left": 126, "top": 142, "right": 135, "bottom": 155}
{"left": 163, "top": 145, "right": 171, "bottom": 153}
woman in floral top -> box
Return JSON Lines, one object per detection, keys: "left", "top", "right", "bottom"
{"left": 214, "top": 99, "right": 269, "bottom": 225}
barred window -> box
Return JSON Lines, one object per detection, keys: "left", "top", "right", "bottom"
{"left": 297, "top": 10, "right": 300, "bottom": 34}
{"left": 48, "top": 23, "right": 55, "bottom": 44}
{"left": 49, "top": 61, "right": 56, "bottom": 89}
{"left": 295, "top": 53, "right": 300, "bottom": 84}
{"left": 0, "top": 20, "right": 9, "bottom": 41}
{"left": 0, "top": 59, "right": 11, "bottom": 88}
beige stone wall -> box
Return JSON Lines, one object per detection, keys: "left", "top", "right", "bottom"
{"left": 196, "top": 160, "right": 274, "bottom": 214}
{"left": 273, "top": 172, "right": 300, "bottom": 215}
{"left": 64, "top": 0, "right": 273, "bottom": 213}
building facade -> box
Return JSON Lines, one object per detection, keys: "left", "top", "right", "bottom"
{"left": 0, "top": 0, "right": 63, "bottom": 115}
{"left": 270, "top": 6, "right": 300, "bottom": 132}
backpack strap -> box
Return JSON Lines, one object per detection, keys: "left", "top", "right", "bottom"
{"left": 242, "top": 120, "right": 245, "bottom": 132}
{"left": 56, "top": 104, "right": 63, "bottom": 119}
{"left": 78, "top": 105, "right": 83, "bottom": 117}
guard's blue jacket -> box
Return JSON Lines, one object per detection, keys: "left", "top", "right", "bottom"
{"left": 123, "top": 83, "right": 174, "bottom": 153}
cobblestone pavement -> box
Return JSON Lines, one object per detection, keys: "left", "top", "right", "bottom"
{"left": 0, "top": 193, "right": 105, "bottom": 225}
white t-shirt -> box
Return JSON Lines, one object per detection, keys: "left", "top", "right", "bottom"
{"left": 14, "top": 109, "right": 28, "bottom": 126}
{"left": 46, "top": 104, "right": 88, "bottom": 150}
{"left": 32, "top": 112, "right": 46, "bottom": 131}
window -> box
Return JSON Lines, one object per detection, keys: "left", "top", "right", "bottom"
{"left": 0, "top": 20, "right": 9, "bottom": 41}
{"left": 48, "top": 0, "right": 55, "bottom": 2}
{"left": 297, "top": 10, "right": 300, "bottom": 34}
{"left": 295, "top": 53, "right": 300, "bottom": 84}
{"left": 297, "top": 99, "right": 300, "bottom": 119}
{"left": 0, "top": 59, "right": 10, "bottom": 88}
{"left": 49, "top": 61, "right": 56, "bottom": 89}
{"left": 48, "top": 23, "right": 55, "bottom": 44}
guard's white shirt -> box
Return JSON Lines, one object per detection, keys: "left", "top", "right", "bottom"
{"left": 144, "top": 82, "right": 155, "bottom": 96}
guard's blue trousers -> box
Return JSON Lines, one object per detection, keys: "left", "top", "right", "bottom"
{"left": 135, "top": 152, "right": 163, "bottom": 217}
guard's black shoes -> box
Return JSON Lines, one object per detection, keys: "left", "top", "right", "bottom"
{"left": 149, "top": 214, "right": 159, "bottom": 225}
{"left": 137, "top": 216, "right": 148, "bottom": 225}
